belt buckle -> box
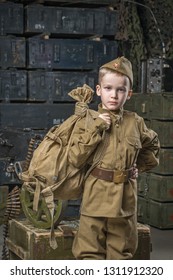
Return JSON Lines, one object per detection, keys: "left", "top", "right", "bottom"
{"left": 113, "top": 171, "right": 128, "bottom": 184}
{"left": 113, "top": 171, "right": 123, "bottom": 184}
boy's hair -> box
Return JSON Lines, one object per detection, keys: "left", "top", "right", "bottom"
{"left": 99, "top": 56, "right": 133, "bottom": 88}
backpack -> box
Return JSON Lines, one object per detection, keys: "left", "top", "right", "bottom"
{"left": 17, "top": 84, "right": 103, "bottom": 249}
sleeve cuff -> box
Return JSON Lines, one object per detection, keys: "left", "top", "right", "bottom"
{"left": 94, "top": 117, "right": 109, "bottom": 132}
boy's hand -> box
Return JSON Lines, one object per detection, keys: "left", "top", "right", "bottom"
{"left": 98, "top": 113, "right": 111, "bottom": 129}
{"left": 130, "top": 164, "right": 138, "bottom": 179}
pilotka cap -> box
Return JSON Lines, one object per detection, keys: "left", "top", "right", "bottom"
{"left": 100, "top": 56, "right": 133, "bottom": 87}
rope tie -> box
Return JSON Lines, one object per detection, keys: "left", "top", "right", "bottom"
{"left": 74, "top": 102, "right": 88, "bottom": 117}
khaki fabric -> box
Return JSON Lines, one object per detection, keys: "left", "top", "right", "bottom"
{"left": 68, "top": 105, "right": 160, "bottom": 218}
{"left": 72, "top": 214, "right": 138, "bottom": 260}
{"left": 69, "top": 104, "right": 159, "bottom": 259}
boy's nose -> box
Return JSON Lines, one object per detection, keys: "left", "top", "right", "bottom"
{"left": 111, "top": 90, "right": 118, "bottom": 98}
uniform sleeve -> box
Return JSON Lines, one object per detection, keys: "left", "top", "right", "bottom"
{"left": 68, "top": 117, "right": 108, "bottom": 168}
{"left": 136, "top": 117, "right": 160, "bottom": 173}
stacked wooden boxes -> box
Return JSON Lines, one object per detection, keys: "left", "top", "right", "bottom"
{"left": 0, "top": 1, "right": 118, "bottom": 127}
{"left": 0, "top": 0, "right": 118, "bottom": 213}
{"left": 0, "top": 1, "right": 119, "bottom": 259}
{"left": 125, "top": 58, "right": 173, "bottom": 229}
{"left": 137, "top": 93, "right": 173, "bottom": 229}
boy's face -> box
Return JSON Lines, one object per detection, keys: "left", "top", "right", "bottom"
{"left": 96, "top": 71, "right": 132, "bottom": 111}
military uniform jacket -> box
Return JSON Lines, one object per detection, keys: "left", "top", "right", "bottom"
{"left": 68, "top": 104, "right": 160, "bottom": 218}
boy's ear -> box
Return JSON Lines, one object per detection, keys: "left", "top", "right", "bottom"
{"left": 96, "top": 85, "right": 101, "bottom": 96}
{"left": 127, "top": 90, "right": 133, "bottom": 100}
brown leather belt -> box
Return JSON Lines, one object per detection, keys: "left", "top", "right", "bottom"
{"left": 91, "top": 167, "right": 132, "bottom": 184}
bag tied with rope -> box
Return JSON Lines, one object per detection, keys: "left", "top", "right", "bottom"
{"left": 18, "top": 84, "right": 102, "bottom": 249}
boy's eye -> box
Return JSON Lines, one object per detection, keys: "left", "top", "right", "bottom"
{"left": 104, "top": 86, "right": 111, "bottom": 90}
{"left": 118, "top": 87, "right": 126, "bottom": 92}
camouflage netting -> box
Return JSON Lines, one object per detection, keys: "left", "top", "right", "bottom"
{"left": 114, "top": 0, "right": 147, "bottom": 91}
{"left": 137, "top": 0, "right": 173, "bottom": 59}
{"left": 114, "top": 0, "right": 173, "bottom": 91}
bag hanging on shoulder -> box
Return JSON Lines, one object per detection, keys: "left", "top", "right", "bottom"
{"left": 17, "top": 84, "right": 100, "bottom": 249}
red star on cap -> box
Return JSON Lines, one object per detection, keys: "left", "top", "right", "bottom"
{"left": 114, "top": 62, "right": 120, "bottom": 68}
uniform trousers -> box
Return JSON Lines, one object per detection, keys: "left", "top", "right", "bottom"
{"left": 72, "top": 214, "right": 138, "bottom": 260}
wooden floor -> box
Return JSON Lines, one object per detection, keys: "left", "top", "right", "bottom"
{"left": 150, "top": 226, "right": 173, "bottom": 260}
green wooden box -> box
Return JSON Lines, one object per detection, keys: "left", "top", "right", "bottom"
{"left": 137, "top": 196, "right": 173, "bottom": 229}
{"left": 150, "top": 93, "right": 173, "bottom": 120}
{"left": 124, "top": 93, "right": 150, "bottom": 120}
{"left": 152, "top": 148, "right": 173, "bottom": 175}
{"left": 125, "top": 93, "right": 173, "bottom": 121}
{"left": 150, "top": 120, "right": 173, "bottom": 148}
{"left": 6, "top": 218, "right": 151, "bottom": 260}
{"left": 138, "top": 173, "right": 173, "bottom": 202}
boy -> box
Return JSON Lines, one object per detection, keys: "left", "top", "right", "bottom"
{"left": 68, "top": 56, "right": 160, "bottom": 259}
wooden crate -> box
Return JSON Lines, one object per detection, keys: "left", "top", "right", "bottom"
{"left": 6, "top": 218, "right": 151, "bottom": 260}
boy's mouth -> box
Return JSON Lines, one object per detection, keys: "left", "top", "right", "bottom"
{"left": 108, "top": 102, "right": 118, "bottom": 105}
